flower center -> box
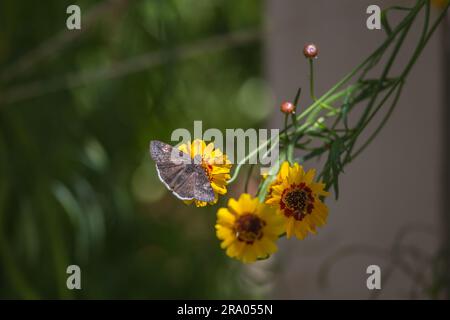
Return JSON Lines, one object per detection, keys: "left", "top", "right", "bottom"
{"left": 281, "top": 183, "right": 315, "bottom": 221}
{"left": 235, "top": 214, "right": 265, "bottom": 244}
{"left": 285, "top": 190, "right": 308, "bottom": 211}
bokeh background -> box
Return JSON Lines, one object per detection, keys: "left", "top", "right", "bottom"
{"left": 0, "top": 0, "right": 448, "bottom": 299}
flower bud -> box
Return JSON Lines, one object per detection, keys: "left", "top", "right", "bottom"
{"left": 303, "top": 43, "right": 318, "bottom": 58}
{"left": 280, "top": 101, "right": 295, "bottom": 114}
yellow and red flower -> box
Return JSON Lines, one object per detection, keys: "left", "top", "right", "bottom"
{"left": 265, "top": 161, "right": 329, "bottom": 239}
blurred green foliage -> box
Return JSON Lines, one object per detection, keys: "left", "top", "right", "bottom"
{"left": 0, "top": 0, "right": 271, "bottom": 298}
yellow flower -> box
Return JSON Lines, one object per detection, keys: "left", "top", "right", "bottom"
{"left": 265, "top": 161, "right": 330, "bottom": 239}
{"left": 178, "top": 139, "right": 231, "bottom": 207}
{"left": 215, "top": 193, "right": 284, "bottom": 263}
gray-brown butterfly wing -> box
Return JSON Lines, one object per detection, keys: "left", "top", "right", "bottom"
{"left": 193, "top": 166, "right": 215, "bottom": 203}
{"left": 149, "top": 140, "right": 215, "bottom": 202}
{"left": 150, "top": 140, "right": 189, "bottom": 164}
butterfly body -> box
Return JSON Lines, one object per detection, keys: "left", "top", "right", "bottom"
{"left": 149, "top": 140, "right": 215, "bottom": 203}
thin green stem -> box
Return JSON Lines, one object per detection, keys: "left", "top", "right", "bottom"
{"left": 283, "top": 113, "right": 290, "bottom": 159}
{"left": 291, "top": 87, "right": 302, "bottom": 126}
{"left": 346, "top": 0, "right": 443, "bottom": 163}
{"left": 227, "top": 0, "right": 446, "bottom": 187}
{"left": 343, "top": 8, "right": 417, "bottom": 163}
{"left": 309, "top": 58, "right": 316, "bottom": 101}
{"left": 351, "top": 81, "right": 404, "bottom": 160}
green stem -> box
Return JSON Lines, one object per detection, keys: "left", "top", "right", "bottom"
{"left": 351, "top": 81, "right": 404, "bottom": 160}
{"left": 227, "top": 0, "right": 444, "bottom": 186}
{"left": 347, "top": 0, "right": 443, "bottom": 163}
{"left": 309, "top": 58, "right": 317, "bottom": 101}
{"left": 344, "top": 10, "right": 416, "bottom": 162}
{"left": 283, "top": 113, "right": 290, "bottom": 159}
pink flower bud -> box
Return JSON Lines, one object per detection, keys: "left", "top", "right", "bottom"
{"left": 280, "top": 101, "right": 295, "bottom": 114}
{"left": 303, "top": 43, "right": 318, "bottom": 58}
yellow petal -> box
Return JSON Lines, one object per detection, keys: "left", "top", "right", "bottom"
{"left": 216, "top": 225, "right": 232, "bottom": 240}
{"left": 279, "top": 161, "right": 290, "bottom": 180}
{"left": 264, "top": 197, "right": 279, "bottom": 206}
{"left": 259, "top": 237, "right": 278, "bottom": 255}
{"left": 311, "top": 182, "right": 330, "bottom": 196}
{"left": 251, "top": 241, "right": 265, "bottom": 258}
{"left": 285, "top": 217, "right": 295, "bottom": 239}
{"left": 233, "top": 241, "right": 247, "bottom": 259}
{"left": 271, "top": 184, "right": 285, "bottom": 194}
{"left": 220, "top": 236, "right": 235, "bottom": 249}
{"left": 226, "top": 242, "right": 242, "bottom": 258}
{"left": 291, "top": 163, "right": 305, "bottom": 184}
{"left": 242, "top": 247, "right": 258, "bottom": 263}
{"left": 304, "top": 169, "right": 316, "bottom": 185}
{"left": 211, "top": 166, "right": 231, "bottom": 175}
{"left": 238, "top": 193, "right": 258, "bottom": 213}
{"left": 191, "top": 139, "right": 206, "bottom": 157}
{"left": 217, "top": 208, "right": 235, "bottom": 226}
{"left": 228, "top": 198, "right": 242, "bottom": 215}
{"left": 294, "top": 222, "right": 307, "bottom": 239}
{"left": 211, "top": 182, "right": 227, "bottom": 195}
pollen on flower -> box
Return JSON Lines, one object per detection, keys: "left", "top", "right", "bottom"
{"left": 281, "top": 183, "right": 315, "bottom": 220}
{"left": 235, "top": 213, "right": 266, "bottom": 244}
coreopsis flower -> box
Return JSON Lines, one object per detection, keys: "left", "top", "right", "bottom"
{"left": 265, "top": 161, "right": 329, "bottom": 239}
{"left": 178, "top": 139, "right": 231, "bottom": 207}
{"left": 215, "top": 193, "right": 284, "bottom": 263}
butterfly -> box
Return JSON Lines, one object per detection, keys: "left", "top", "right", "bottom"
{"left": 149, "top": 140, "right": 215, "bottom": 203}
